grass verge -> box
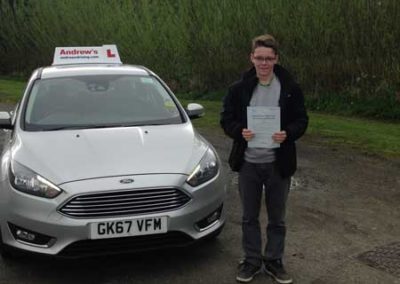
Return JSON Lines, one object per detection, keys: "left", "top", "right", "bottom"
{"left": 0, "top": 78, "right": 26, "bottom": 102}
{"left": 180, "top": 99, "right": 400, "bottom": 158}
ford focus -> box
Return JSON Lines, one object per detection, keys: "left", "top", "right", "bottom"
{"left": 0, "top": 45, "right": 226, "bottom": 258}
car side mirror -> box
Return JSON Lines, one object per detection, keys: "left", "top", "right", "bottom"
{"left": 0, "top": 112, "right": 13, "bottom": 129}
{"left": 186, "top": 103, "right": 204, "bottom": 119}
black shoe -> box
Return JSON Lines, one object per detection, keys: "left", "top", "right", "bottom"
{"left": 236, "top": 260, "right": 261, "bottom": 283}
{"left": 264, "top": 259, "right": 293, "bottom": 284}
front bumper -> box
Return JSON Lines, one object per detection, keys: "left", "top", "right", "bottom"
{"left": 0, "top": 173, "right": 226, "bottom": 257}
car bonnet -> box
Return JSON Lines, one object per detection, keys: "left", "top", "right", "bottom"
{"left": 11, "top": 123, "right": 208, "bottom": 185}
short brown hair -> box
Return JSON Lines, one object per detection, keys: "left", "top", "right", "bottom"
{"left": 251, "top": 34, "right": 279, "bottom": 54}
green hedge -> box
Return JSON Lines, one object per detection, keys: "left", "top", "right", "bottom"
{"left": 1, "top": 0, "right": 399, "bottom": 119}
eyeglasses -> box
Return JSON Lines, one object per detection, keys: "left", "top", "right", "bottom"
{"left": 253, "top": 56, "right": 276, "bottom": 63}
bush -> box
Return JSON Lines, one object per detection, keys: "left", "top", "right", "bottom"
{"left": 0, "top": 0, "right": 399, "bottom": 119}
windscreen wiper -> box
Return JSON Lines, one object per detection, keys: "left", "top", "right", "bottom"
{"left": 42, "top": 123, "right": 166, "bottom": 131}
{"left": 42, "top": 124, "right": 124, "bottom": 131}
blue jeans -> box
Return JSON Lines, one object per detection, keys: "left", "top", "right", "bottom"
{"left": 238, "top": 161, "right": 290, "bottom": 267}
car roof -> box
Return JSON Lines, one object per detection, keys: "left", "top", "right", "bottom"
{"left": 40, "top": 64, "right": 151, "bottom": 79}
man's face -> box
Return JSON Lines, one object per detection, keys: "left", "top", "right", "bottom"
{"left": 250, "top": 47, "right": 278, "bottom": 79}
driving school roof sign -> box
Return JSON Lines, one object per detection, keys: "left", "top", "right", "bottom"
{"left": 52, "top": 44, "right": 122, "bottom": 65}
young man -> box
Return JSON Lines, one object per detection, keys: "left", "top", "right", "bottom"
{"left": 220, "top": 34, "right": 308, "bottom": 283}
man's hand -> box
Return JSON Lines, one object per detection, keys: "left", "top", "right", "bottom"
{"left": 242, "top": 128, "right": 254, "bottom": 141}
{"left": 272, "top": 131, "right": 287, "bottom": 143}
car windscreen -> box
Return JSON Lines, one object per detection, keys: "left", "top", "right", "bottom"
{"left": 23, "top": 75, "right": 184, "bottom": 131}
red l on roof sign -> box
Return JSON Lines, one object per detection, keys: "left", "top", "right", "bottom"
{"left": 107, "top": 48, "right": 116, "bottom": 58}
{"left": 52, "top": 44, "right": 122, "bottom": 65}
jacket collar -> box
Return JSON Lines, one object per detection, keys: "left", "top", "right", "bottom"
{"left": 240, "top": 64, "right": 294, "bottom": 85}
{"left": 239, "top": 64, "right": 296, "bottom": 108}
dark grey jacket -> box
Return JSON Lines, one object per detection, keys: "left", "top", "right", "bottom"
{"left": 220, "top": 64, "right": 308, "bottom": 177}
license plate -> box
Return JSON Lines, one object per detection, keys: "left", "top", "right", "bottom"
{"left": 89, "top": 216, "right": 168, "bottom": 239}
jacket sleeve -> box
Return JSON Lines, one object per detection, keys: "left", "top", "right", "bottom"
{"left": 220, "top": 86, "right": 244, "bottom": 140}
{"left": 284, "top": 84, "right": 309, "bottom": 142}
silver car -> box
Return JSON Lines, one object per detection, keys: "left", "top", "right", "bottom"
{"left": 0, "top": 63, "right": 226, "bottom": 258}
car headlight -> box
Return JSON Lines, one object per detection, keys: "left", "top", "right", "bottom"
{"left": 187, "top": 148, "right": 219, "bottom": 187}
{"left": 9, "top": 160, "right": 62, "bottom": 198}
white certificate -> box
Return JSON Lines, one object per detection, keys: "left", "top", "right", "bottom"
{"left": 247, "top": 106, "right": 280, "bottom": 148}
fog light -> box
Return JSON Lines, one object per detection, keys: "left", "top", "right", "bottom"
{"left": 8, "top": 223, "right": 55, "bottom": 247}
{"left": 16, "top": 229, "right": 36, "bottom": 241}
{"left": 195, "top": 204, "right": 223, "bottom": 231}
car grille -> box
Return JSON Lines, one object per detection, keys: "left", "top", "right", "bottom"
{"left": 58, "top": 231, "right": 194, "bottom": 258}
{"left": 58, "top": 187, "right": 191, "bottom": 218}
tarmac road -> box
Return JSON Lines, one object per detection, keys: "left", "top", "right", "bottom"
{"left": 0, "top": 103, "right": 399, "bottom": 283}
